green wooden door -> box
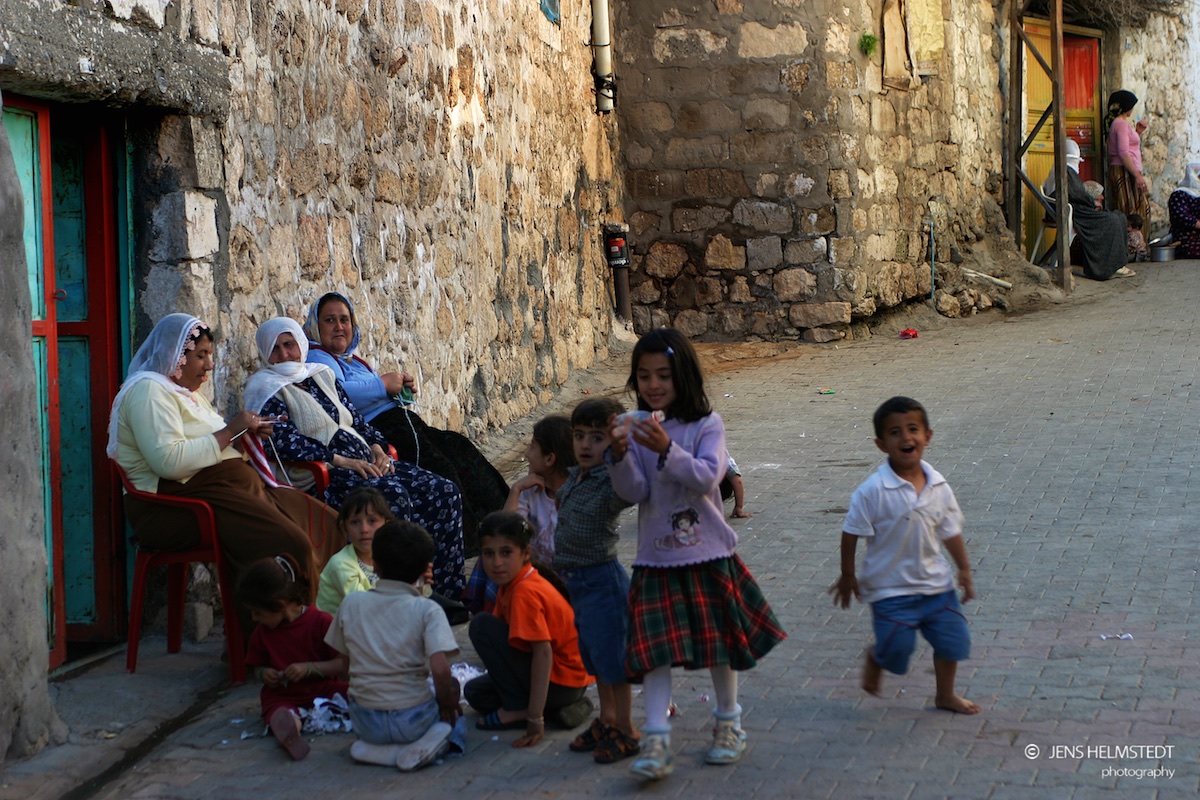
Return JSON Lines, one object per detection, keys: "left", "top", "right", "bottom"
{"left": 4, "top": 97, "right": 129, "bottom": 666}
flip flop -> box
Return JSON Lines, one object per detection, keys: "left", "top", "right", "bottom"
{"left": 475, "top": 710, "right": 527, "bottom": 731}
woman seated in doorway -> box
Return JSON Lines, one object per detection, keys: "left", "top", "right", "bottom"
{"left": 303, "top": 292, "right": 508, "bottom": 553}
{"left": 1043, "top": 139, "right": 1134, "bottom": 280}
{"left": 107, "top": 313, "right": 341, "bottom": 637}
{"left": 1168, "top": 163, "right": 1200, "bottom": 259}
{"left": 243, "top": 317, "right": 467, "bottom": 602}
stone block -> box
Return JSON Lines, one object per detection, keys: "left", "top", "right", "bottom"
{"left": 749, "top": 312, "right": 780, "bottom": 336}
{"left": 627, "top": 170, "right": 684, "bottom": 200}
{"left": 743, "top": 98, "right": 790, "bottom": 130}
{"left": 802, "top": 327, "right": 846, "bottom": 343}
{"left": 788, "top": 301, "right": 850, "bottom": 328}
{"left": 628, "top": 281, "right": 667, "bottom": 307}
{"left": 628, "top": 102, "right": 676, "bottom": 133}
{"left": 630, "top": 211, "right": 662, "bottom": 236}
{"left": 725, "top": 63, "right": 782, "bottom": 95}
{"left": 644, "top": 67, "right": 712, "bottom": 99}
{"left": 754, "top": 172, "right": 780, "bottom": 196}
{"left": 673, "top": 309, "right": 709, "bottom": 337}
{"left": 936, "top": 289, "right": 960, "bottom": 317}
{"left": 747, "top": 236, "right": 783, "bottom": 271}
{"left": 781, "top": 61, "right": 811, "bottom": 94}
{"left": 188, "top": 118, "right": 224, "bottom": 189}
{"left": 715, "top": 307, "right": 747, "bottom": 335}
{"left": 183, "top": 602, "right": 214, "bottom": 643}
{"left": 297, "top": 214, "right": 331, "bottom": 280}
{"left": 785, "top": 173, "right": 816, "bottom": 197}
{"left": 149, "top": 192, "right": 219, "bottom": 263}
{"left": 825, "top": 61, "right": 859, "bottom": 90}
{"left": 696, "top": 277, "right": 724, "bottom": 304}
{"left": 729, "top": 276, "right": 754, "bottom": 303}
{"left": 828, "top": 169, "right": 851, "bottom": 199}
{"left": 626, "top": 142, "right": 656, "bottom": 168}
{"left": 852, "top": 297, "right": 876, "bottom": 317}
{"left": 673, "top": 206, "right": 731, "bottom": 232}
{"left": 799, "top": 137, "right": 829, "bottom": 165}
{"left": 653, "top": 29, "right": 729, "bottom": 63}
{"left": 785, "top": 238, "right": 825, "bottom": 264}
{"left": 799, "top": 206, "right": 836, "bottom": 236}
{"left": 774, "top": 268, "right": 816, "bottom": 301}
{"left": 734, "top": 200, "right": 793, "bottom": 234}
{"left": 828, "top": 237, "right": 855, "bottom": 264}
{"left": 684, "top": 169, "right": 750, "bottom": 199}
{"left": 705, "top": 234, "right": 746, "bottom": 271}
{"left": 738, "top": 21, "right": 809, "bottom": 59}
{"left": 716, "top": 0, "right": 743, "bottom": 12}
{"left": 678, "top": 101, "right": 740, "bottom": 133}
{"left": 665, "top": 136, "right": 729, "bottom": 167}
{"left": 644, "top": 241, "right": 689, "bottom": 279}
{"left": 730, "top": 131, "right": 795, "bottom": 165}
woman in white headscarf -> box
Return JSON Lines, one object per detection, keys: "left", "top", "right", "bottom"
{"left": 107, "top": 313, "right": 340, "bottom": 637}
{"left": 1044, "top": 139, "right": 1134, "bottom": 280}
{"left": 1168, "top": 164, "right": 1200, "bottom": 259}
{"left": 245, "top": 318, "right": 467, "bottom": 603}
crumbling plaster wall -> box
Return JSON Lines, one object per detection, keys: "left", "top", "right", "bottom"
{"left": 209, "top": 0, "right": 623, "bottom": 435}
{"left": 614, "top": 0, "right": 1015, "bottom": 341}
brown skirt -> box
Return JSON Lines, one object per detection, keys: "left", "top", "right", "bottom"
{"left": 1108, "top": 164, "right": 1150, "bottom": 227}
{"left": 123, "top": 459, "right": 342, "bottom": 636}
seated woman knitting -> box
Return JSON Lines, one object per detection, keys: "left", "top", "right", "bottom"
{"left": 244, "top": 317, "right": 468, "bottom": 603}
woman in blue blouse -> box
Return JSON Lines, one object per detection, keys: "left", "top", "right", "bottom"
{"left": 244, "top": 317, "right": 466, "bottom": 601}
{"left": 303, "top": 292, "right": 509, "bottom": 554}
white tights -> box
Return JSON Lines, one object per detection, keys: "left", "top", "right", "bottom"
{"left": 642, "top": 664, "right": 741, "bottom": 733}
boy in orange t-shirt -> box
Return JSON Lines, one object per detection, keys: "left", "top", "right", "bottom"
{"left": 464, "top": 511, "right": 594, "bottom": 746}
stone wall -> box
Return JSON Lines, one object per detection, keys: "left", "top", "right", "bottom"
{"left": 613, "top": 0, "right": 1017, "bottom": 341}
{"left": 204, "top": 0, "right": 623, "bottom": 435}
{"left": 0, "top": 89, "right": 64, "bottom": 762}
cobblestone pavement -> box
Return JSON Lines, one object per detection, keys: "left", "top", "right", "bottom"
{"left": 7, "top": 263, "right": 1200, "bottom": 800}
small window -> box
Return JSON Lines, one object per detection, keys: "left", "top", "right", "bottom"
{"left": 540, "top": 0, "right": 560, "bottom": 25}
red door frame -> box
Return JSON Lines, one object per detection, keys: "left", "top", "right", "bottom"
{"left": 7, "top": 95, "right": 67, "bottom": 668}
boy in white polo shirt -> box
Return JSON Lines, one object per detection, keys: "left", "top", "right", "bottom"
{"left": 830, "top": 396, "right": 978, "bottom": 714}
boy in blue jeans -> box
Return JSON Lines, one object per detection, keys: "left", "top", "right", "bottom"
{"left": 555, "top": 397, "right": 640, "bottom": 762}
{"left": 830, "top": 396, "right": 979, "bottom": 714}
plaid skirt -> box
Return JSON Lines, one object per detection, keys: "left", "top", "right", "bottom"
{"left": 625, "top": 555, "right": 786, "bottom": 679}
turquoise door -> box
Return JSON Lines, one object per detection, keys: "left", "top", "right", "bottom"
{"left": 4, "top": 97, "right": 129, "bottom": 667}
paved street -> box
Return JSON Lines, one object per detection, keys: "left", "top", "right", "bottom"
{"left": 6, "top": 262, "right": 1200, "bottom": 799}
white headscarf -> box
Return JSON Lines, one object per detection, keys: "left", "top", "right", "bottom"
{"left": 106, "top": 313, "right": 218, "bottom": 458}
{"left": 242, "top": 318, "right": 331, "bottom": 414}
{"left": 1176, "top": 163, "right": 1200, "bottom": 198}
{"left": 1042, "top": 139, "right": 1082, "bottom": 196}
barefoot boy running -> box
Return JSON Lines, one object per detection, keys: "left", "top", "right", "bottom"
{"left": 830, "top": 396, "right": 978, "bottom": 714}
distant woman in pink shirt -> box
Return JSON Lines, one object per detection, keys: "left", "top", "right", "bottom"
{"left": 1104, "top": 89, "right": 1150, "bottom": 225}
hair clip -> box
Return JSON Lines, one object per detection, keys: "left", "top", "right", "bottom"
{"left": 274, "top": 555, "right": 296, "bottom": 582}
{"left": 664, "top": 346, "right": 674, "bottom": 357}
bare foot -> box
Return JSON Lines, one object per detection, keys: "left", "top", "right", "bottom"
{"left": 934, "top": 695, "right": 980, "bottom": 714}
{"left": 861, "top": 649, "right": 882, "bottom": 696}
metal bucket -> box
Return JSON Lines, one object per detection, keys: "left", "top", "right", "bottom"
{"left": 1150, "top": 245, "right": 1176, "bottom": 262}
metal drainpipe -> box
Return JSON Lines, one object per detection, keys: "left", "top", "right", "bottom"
{"left": 591, "top": 0, "right": 616, "bottom": 112}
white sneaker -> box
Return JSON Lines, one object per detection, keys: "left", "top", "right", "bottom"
{"left": 705, "top": 718, "right": 747, "bottom": 765}
{"left": 349, "top": 739, "right": 404, "bottom": 766}
{"left": 395, "top": 722, "right": 452, "bottom": 772}
{"left": 629, "top": 733, "right": 673, "bottom": 780}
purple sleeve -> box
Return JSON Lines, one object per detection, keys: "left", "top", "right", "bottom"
{"left": 660, "top": 416, "right": 726, "bottom": 494}
{"left": 608, "top": 446, "right": 650, "bottom": 504}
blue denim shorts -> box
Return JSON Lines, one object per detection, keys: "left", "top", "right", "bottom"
{"left": 348, "top": 696, "right": 439, "bottom": 745}
{"left": 561, "top": 559, "right": 631, "bottom": 685}
{"left": 870, "top": 589, "right": 970, "bottom": 675}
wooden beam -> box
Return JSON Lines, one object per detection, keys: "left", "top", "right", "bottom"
{"left": 1049, "top": 0, "right": 1071, "bottom": 291}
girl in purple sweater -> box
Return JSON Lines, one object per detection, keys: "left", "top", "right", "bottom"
{"left": 607, "top": 328, "right": 786, "bottom": 781}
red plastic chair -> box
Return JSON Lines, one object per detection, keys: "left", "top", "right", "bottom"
{"left": 115, "top": 463, "right": 246, "bottom": 684}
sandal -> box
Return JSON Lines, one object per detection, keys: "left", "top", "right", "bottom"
{"left": 475, "top": 710, "right": 526, "bottom": 731}
{"left": 593, "top": 729, "right": 641, "bottom": 764}
{"left": 569, "top": 718, "right": 610, "bottom": 752}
